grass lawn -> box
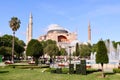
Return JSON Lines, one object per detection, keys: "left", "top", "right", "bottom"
{"left": 0, "top": 67, "right": 120, "bottom": 80}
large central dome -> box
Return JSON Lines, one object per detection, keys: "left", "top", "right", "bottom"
{"left": 47, "top": 24, "right": 68, "bottom": 34}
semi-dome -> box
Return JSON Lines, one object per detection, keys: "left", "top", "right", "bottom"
{"left": 47, "top": 24, "right": 68, "bottom": 34}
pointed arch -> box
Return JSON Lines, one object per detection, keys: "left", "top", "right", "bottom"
{"left": 58, "top": 35, "right": 68, "bottom": 42}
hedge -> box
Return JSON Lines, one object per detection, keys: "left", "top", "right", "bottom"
{"left": 69, "top": 64, "right": 74, "bottom": 74}
{"left": 113, "top": 68, "right": 120, "bottom": 73}
{"left": 76, "top": 64, "right": 81, "bottom": 74}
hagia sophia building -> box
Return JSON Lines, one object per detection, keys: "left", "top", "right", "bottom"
{"left": 26, "top": 13, "right": 91, "bottom": 55}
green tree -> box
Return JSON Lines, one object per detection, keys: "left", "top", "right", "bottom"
{"left": 26, "top": 39, "right": 43, "bottom": 65}
{"left": 79, "top": 43, "right": 92, "bottom": 58}
{"left": 44, "top": 43, "right": 59, "bottom": 64}
{"left": 9, "top": 17, "right": 21, "bottom": 63}
{"left": 44, "top": 44, "right": 59, "bottom": 57}
{"left": 0, "top": 35, "right": 12, "bottom": 47}
{"left": 0, "top": 46, "right": 13, "bottom": 60}
{"left": 92, "top": 44, "right": 97, "bottom": 53}
{"left": 43, "top": 39, "right": 58, "bottom": 57}
{"left": 112, "top": 41, "right": 120, "bottom": 49}
{"left": 58, "top": 48, "right": 67, "bottom": 56}
{"left": 41, "top": 39, "right": 58, "bottom": 64}
{"left": 75, "top": 43, "right": 80, "bottom": 56}
{"left": 46, "top": 39, "right": 56, "bottom": 45}
{"left": 0, "top": 34, "right": 25, "bottom": 60}
{"left": 14, "top": 42, "right": 25, "bottom": 59}
{"left": 96, "top": 40, "right": 109, "bottom": 78}
{"left": 17, "top": 40, "right": 26, "bottom": 47}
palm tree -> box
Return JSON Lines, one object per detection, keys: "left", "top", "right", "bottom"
{"left": 9, "top": 17, "right": 21, "bottom": 63}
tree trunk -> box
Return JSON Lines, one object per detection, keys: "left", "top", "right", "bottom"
{"left": 35, "top": 57, "right": 39, "bottom": 66}
{"left": 101, "top": 63, "right": 105, "bottom": 78}
{"left": 11, "top": 31, "right": 15, "bottom": 63}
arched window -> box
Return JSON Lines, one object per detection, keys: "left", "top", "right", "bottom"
{"left": 58, "top": 35, "right": 67, "bottom": 42}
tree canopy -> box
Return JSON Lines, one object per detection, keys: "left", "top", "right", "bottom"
{"left": 112, "top": 41, "right": 120, "bottom": 49}
{"left": 44, "top": 44, "right": 59, "bottom": 57}
{"left": 0, "top": 46, "right": 12, "bottom": 56}
{"left": 75, "top": 43, "right": 80, "bottom": 56}
{"left": 41, "top": 39, "right": 59, "bottom": 57}
{"left": 26, "top": 39, "right": 43, "bottom": 65}
{"left": 96, "top": 40, "right": 109, "bottom": 64}
{"left": 96, "top": 40, "right": 109, "bottom": 78}
{"left": 58, "top": 48, "right": 67, "bottom": 56}
{"left": 79, "top": 43, "right": 92, "bottom": 58}
{"left": 26, "top": 39, "right": 43, "bottom": 58}
{"left": 0, "top": 34, "right": 25, "bottom": 58}
{"left": 9, "top": 17, "right": 21, "bottom": 31}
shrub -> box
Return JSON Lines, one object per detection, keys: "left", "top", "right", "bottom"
{"left": 81, "top": 60, "right": 86, "bottom": 65}
{"left": 69, "top": 64, "right": 74, "bottom": 74}
{"left": 80, "top": 60, "right": 86, "bottom": 75}
{"left": 56, "top": 68, "right": 62, "bottom": 73}
{"left": 81, "top": 64, "right": 86, "bottom": 75}
{"left": 50, "top": 68, "right": 62, "bottom": 73}
{"left": 50, "top": 68, "right": 56, "bottom": 73}
{"left": 76, "top": 64, "right": 81, "bottom": 74}
{"left": 47, "top": 68, "right": 69, "bottom": 74}
{"left": 62, "top": 68, "right": 69, "bottom": 74}
{"left": 113, "top": 68, "right": 120, "bottom": 73}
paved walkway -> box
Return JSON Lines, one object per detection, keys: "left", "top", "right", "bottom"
{"left": 0, "top": 62, "right": 6, "bottom": 66}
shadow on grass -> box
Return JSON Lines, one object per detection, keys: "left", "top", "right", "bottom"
{"left": 104, "top": 72, "right": 115, "bottom": 75}
{"left": 49, "top": 68, "right": 102, "bottom": 75}
{"left": 0, "top": 71, "right": 9, "bottom": 73}
{"left": 86, "top": 69, "right": 102, "bottom": 74}
{"left": 48, "top": 68, "right": 116, "bottom": 76}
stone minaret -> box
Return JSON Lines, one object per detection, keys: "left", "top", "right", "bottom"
{"left": 29, "top": 13, "right": 33, "bottom": 41}
{"left": 88, "top": 21, "right": 91, "bottom": 43}
{"left": 26, "top": 25, "right": 29, "bottom": 44}
{"left": 26, "top": 13, "right": 33, "bottom": 44}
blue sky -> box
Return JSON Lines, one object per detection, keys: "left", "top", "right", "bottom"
{"left": 0, "top": 0, "right": 120, "bottom": 44}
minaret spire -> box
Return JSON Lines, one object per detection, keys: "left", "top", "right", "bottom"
{"left": 26, "top": 12, "right": 33, "bottom": 44}
{"left": 88, "top": 20, "right": 91, "bottom": 43}
{"left": 26, "top": 24, "right": 29, "bottom": 44}
{"left": 29, "top": 12, "right": 33, "bottom": 41}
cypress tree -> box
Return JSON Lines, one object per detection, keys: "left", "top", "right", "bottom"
{"left": 75, "top": 43, "right": 80, "bottom": 56}
{"left": 96, "top": 40, "right": 109, "bottom": 78}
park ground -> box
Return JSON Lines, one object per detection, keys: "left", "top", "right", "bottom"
{"left": 0, "top": 66, "right": 120, "bottom": 80}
